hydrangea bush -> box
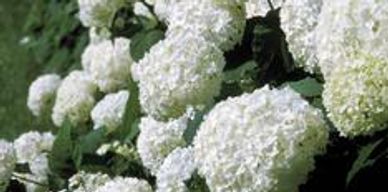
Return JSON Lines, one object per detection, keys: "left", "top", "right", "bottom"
{"left": 2, "top": 0, "right": 388, "bottom": 191}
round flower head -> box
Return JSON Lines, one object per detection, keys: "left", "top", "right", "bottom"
{"left": 0, "top": 140, "right": 16, "bottom": 192}
{"left": 156, "top": 147, "right": 196, "bottom": 192}
{"left": 193, "top": 86, "right": 329, "bottom": 191}
{"left": 323, "top": 55, "right": 388, "bottom": 137}
{"left": 244, "top": 0, "right": 284, "bottom": 18}
{"left": 82, "top": 38, "right": 133, "bottom": 93}
{"left": 95, "top": 177, "right": 152, "bottom": 192}
{"left": 153, "top": 0, "right": 181, "bottom": 21}
{"left": 78, "top": 0, "right": 126, "bottom": 27}
{"left": 281, "top": 0, "right": 323, "bottom": 73}
{"left": 27, "top": 74, "right": 61, "bottom": 117}
{"left": 316, "top": 0, "right": 388, "bottom": 77}
{"left": 166, "top": 0, "right": 246, "bottom": 51}
{"left": 91, "top": 90, "right": 130, "bottom": 132}
{"left": 52, "top": 70, "right": 97, "bottom": 127}
{"left": 137, "top": 115, "right": 188, "bottom": 175}
{"left": 13, "top": 131, "right": 55, "bottom": 164}
{"left": 132, "top": 33, "right": 225, "bottom": 119}
{"left": 69, "top": 171, "right": 111, "bottom": 192}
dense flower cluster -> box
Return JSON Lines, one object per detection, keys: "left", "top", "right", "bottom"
{"left": 52, "top": 70, "right": 97, "bottom": 126}
{"left": 77, "top": 0, "right": 126, "bottom": 27}
{"left": 316, "top": 0, "right": 388, "bottom": 77}
{"left": 316, "top": 0, "right": 388, "bottom": 137}
{"left": 281, "top": 0, "right": 323, "bottom": 73}
{"left": 91, "top": 90, "right": 129, "bottom": 131}
{"left": 156, "top": 147, "right": 196, "bottom": 192}
{"left": 13, "top": 132, "right": 55, "bottom": 192}
{"left": 166, "top": 0, "right": 246, "bottom": 51}
{"left": 95, "top": 177, "right": 153, "bottom": 192}
{"left": 27, "top": 74, "right": 61, "bottom": 117}
{"left": 194, "top": 86, "right": 328, "bottom": 191}
{"left": 137, "top": 114, "right": 188, "bottom": 175}
{"left": 323, "top": 56, "right": 388, "bottom": 137}
{"left": 0, "top": 140, "right": 16, "bottom": 192}
{"left": 82, "top": 38, "right": 133, "bottom": 93}
{"left": 132, "top": 34, "right": 225, "bottom": 119}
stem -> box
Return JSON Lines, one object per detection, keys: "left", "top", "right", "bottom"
{"left": 12, "top": 173, "right": 48, "bottom": 187}
{"left": 267, "top": 0, "right": 274, "bottom": 10}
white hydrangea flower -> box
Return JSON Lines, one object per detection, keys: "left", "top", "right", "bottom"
{"left": 14, "top": 153, "right": 51, "bottom": 192}
{"left": 134, "top": 2, "right": 154, "bottom": 19}
{"left": 156, "top": 147, "right": 196, "bottom": 192}
{"left": 89, "top": 27, "right": 111, "bottom": 44}
{"left": 78, "top": 0, "right": 126, "bottom": 27}
{"left": 153, "top": 0, "right": 181, "bottom": 21}
{"left": 166, "top": 0, "right": 246, "bottom": 51}
{"left": 95, "top": 177, "right": 152, "bottom": 192}
{"left": 69, "top": 171, "right": 111, "bottom": 192}
{"left": 91, "top": 90, "right": 129, "bottom": 131}
{"left": 137, "top": 115, "right": 188, "bottom": 175}
{"left": 323, "top": 56, "right": 388, "bottom": 137}
{"left": 132, "top": 34, "right": 225, "bottom": 119}
{"left": 52, "top": 70, "right": 97, "bottom": 127}
{"left": 193, "top": 86, "right": 329, "bottom": 191}
{"left": 281, "top": 0, "right": 323, "bottom": 73}
{"left": 13, "top": 131, "right": 55, "bottom": 164}
{"left": 316, "top": 0, "right": 388, "bottom": 77}
{"left": 82, "top": 38, "right": 133, "bottom": 93}
{"left": 27, "top": 74, "right": 61, "bottom": 117}
{"left": 0, "top": 140, "right": 16, "bottom": 192}
{"left": 244, "top": 0, "right": 284, "bottom": 18}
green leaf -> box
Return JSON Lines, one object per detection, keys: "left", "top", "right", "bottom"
{"left": 124, "top": 118, "right": 140, "bottom": 144}
{"left": 346, "top": 139, "right": 383, "bottom": 186}
{"left": 130, "top": 29, "right": 165, "bottom": 61}
{"left": 223, "top": 61, "right": 257, "bottom": 83}
{"left": 114, "top": 78, "right": 141, "bottom": 141}
{"left": 48, "top": 120, "right": 76, "bottom": 179}
{"left": 287, "top": 77, "right": 323, "bottom": 98}
{"left": 185, "top": 171, "right": 210, "bottom": 192}
{"left": 183, "top": 105, "right": 214, "bottom": 145}
{"left": 73, "top": 127, "right": 108, "bottom": 168}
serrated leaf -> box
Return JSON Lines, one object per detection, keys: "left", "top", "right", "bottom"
{"left": 346, "top": 139, "right": 383, "bottom": 186}
{"left": 288, "top": 77, "right": 323, "bottom": 97}
{"left": 49, "top": 120, "right": 76, "bottom": 179}
{"left": 130, "top": 29, "right": 164, "bottom": 61}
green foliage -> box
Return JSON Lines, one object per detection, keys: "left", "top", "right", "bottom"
{"left": 130, "top": 29, "right": 165, "bottom": 61}
{"left": 287, "top": 77, "right": 323, "bottom": 98}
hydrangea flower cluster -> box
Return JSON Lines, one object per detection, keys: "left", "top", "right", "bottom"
{"left": 77, "top": 0, "right": 126, "bottom": 27}
{"left": 0, "top": 140, "right": 16, "bottom": 192}
{"left": 132, "top": 34, "right": 225, "bottom": 119}
{"left": 316, "top": 0, "right": 388, "bottom": 137}
{"left": 82, "top": 37, "right": 133, "bottom": 93}
{"left": 13, "top": 131, "right": 55, "bottom": 192}
{"left": 316, "top": 0, "right": 388, "bottom": 77}
{"left": 280, "top": 0, "right": 323, "bottom": 73}
{"left": 27, "top": 74, "right": 61, "bottom": 117}
{"left": 137, "top": 114, "right": 188, "bottom": 175}
{"left": 323, "top": 56, "right": 388, "bottom": 137}
{"left": 95, "top": 177, "right": 153, "bottom": 192}
{"left": 156, "top": 147, "right": 196, "bottom": 192}
{"left": 52, "top": 70, "right": 97, "bottom": 126}
{"left": 194, "top": 86, "right": 329, "bottom": 191}
{"left": 91, "top": 90, "right": 130, "bottom": 132}
{"left": 165, "top": 0, "right": 246, "bottom": 51}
